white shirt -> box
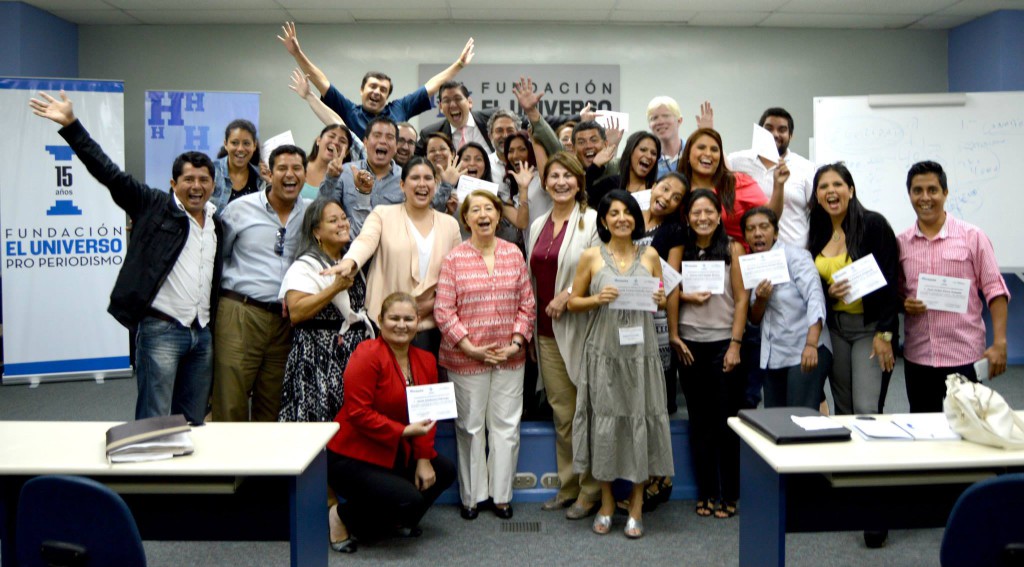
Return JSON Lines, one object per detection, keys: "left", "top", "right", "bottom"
{"left": 407, "top": 217, "right": 436, "bottom": 284}
{"left": 490, "top": 152, "right": 550, "bottom": 242}
{"left": 727, "top": 149, "right": 815, "bottom": 249}
{"left": 452, "top": 112, "right": 488, "bottom": 150}
{"left": 149, "top": 197, "right": 217, "bottom": 327}
{"left": 278, "top": 255, "right": 375, "bottom": 338}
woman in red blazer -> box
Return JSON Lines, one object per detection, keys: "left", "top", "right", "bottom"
{"left": 325, "top": 292, "right": 456, "bottom": 553}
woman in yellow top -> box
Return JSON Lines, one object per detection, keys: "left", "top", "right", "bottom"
{"left": 807, "top": 163, "right": 899, "bottom": 415}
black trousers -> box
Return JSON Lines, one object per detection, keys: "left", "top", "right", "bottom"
{"left": 327, "top": 449, "right": 456, "bottom": 539}
{"left": 904, "top": 359, "right": 978, "bottom": 413}
{"left": 681, "top": 339, "right": 744, "bottom": 503}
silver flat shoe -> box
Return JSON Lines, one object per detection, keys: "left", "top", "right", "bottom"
{"left": 592, "top": 513, "right": 612, "bottom": 535}
{"left": 567, "top": 499, "right": 598, "bottom": 520}
{"left": 624, "top": 516, "right": 644, "bottom": 539}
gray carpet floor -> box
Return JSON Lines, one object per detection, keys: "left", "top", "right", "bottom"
{"left": 3, "top": 362, "right": 1023, "bottom": 566}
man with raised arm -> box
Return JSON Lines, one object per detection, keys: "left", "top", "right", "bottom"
{"left": 278, "top": 21, "right": 475, "bottom": 139}
{"left": 29, "top": 91, "right": 222, "bottom": 426}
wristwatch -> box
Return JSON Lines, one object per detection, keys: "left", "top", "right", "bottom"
{"left": 875, "top": 332, "right": 893, "bottom": 342}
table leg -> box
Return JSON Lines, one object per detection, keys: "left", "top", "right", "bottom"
{"left": 740, "top": 441, "right": 786, "bottom": 567}
{"left": 289, "top": 450, "right": 328, "bottom": 567}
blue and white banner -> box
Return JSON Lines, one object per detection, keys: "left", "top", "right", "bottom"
{"left": 144, "top": 90, "right": 260, "bottom": 188}
{"left": 0, "top": 78, "right": 131, "bottom": 384}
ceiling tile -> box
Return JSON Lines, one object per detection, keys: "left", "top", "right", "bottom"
{"left": 647, "top": 0, "right": 787, "bottom": 8}
{"left": 127, "top": 8, "right": 293, "bottom": 25}
{"left": 47, "top": 9, "right": 143, "bottom": 24}
{"left": 608, "top": 9, "right": 695, "bottom": 23}
{"left": 277, "top": 0, "right": 448, "bottom": 8}
{"left": 106, "top": 0, "right": 280, "bottom": 8}
{"left": 348, "top": 8, "right": 450, "bottom": 21}
{"left": 779, "top": 0, "right": 958, "bottom": 15}
{"left": 937, "top": 0, "right": 1024, "bottom": 15}
{"left": 909, "top": 13, "right": 979, "bottom": 28}
{"left": 688, "top": 11, "right": 772, "bottom": 26}
{"left": 20, "top": 0, "right": 113, "bottom": 9}
{"left": 448, "top": 0, "right": 616, "bottom": 8}
{"left": 451, "top": 8, "right": 601, "bottom": 21}
{"left": 759, "top": 13, "right": 921, "bottom": 28}
{"left": 281, "top": 9, "right": 356, "bottom": 24}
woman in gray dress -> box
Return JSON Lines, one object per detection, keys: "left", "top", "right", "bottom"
{"left": 567, "top": 189, "right": 674, "bottom": 539}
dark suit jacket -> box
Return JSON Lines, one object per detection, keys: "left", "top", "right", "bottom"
{"left": 415, "top": 109, "right": 497, "bottom": 156}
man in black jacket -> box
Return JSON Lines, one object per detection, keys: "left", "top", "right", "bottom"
{"left": 30, "top": 91, "right": 222, "bottom": 425}
{"left": 416, "top": 80, "right": 496, "bottom": 156}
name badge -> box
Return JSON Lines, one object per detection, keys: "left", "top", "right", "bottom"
{"left": 619, "top": 326, "right": 644, "bottom": 346}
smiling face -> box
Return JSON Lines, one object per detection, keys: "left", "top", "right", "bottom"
{"left": 270, "top": 152, "right": 306, "bottom": 205}
{"left": 489, "top": 117, "right": 518, "bottom": 159}
{"left": 360, "top": 77, "right": 391, "bottom": 114}
{"left": 647, "top": 105, "right": 682, "bottom": 144}
{"left": 395, "top": 124, "right": 417, "bottom": 166}
{"left": 908, "top": 172, "right": 947, "bottom": 226}
{"left": 366, "top": 122, "right": 398, "bottom": 170}
{"left": 459, "top": 146, "right": 487, "bottom": 180}
{"left": 170, "top": 162, "right": 214, "bottom": 217}
{"left": 401, "top": 163, "right": 437, "bottom": 210}
{"left": 630, "top": 138, "right": 658, "bottom": 181}
{"left": 379, "top": 299, "right": 418, "bottom": 348}
{"left": 314, "top": 202, "right": 351, "bottom": 251}
{"left": 687, "top": 196, "right": 721, "bottom": 239}
{"left": 603, "top": 199, "right": 636, "bottom": 240}
{"left": 544, "top": 162, "right": 580, "bottom": 205}
{"left": 761, "top": 115, "right": 792, "bottom": 157}
{"left": 506, "top": 137, "right": 529, "bottom": 169}
{"left": 815, "top": 170, "right": 853, "bottom": 220}
{"left": 224, "top": 128, "right": 255, "bottom": 170}
{"left": 688, "top": 134, "right": 721, "bottom": 181}
{"left": 316, "top": 127, "right": 350, "bottom": 164}
{"left": 648, "top": 176, "right": 687, "bottom": 218}
{"left": 574, "top": 128, "right": 604, "bottom": 168}
{"left": 440, "top": 86, "right": 472, "bottom": 130}
{"left": 744, "top": 212, "right": 777, "bottom": 253}
{"left": 558, "top": 125, "right": 574, "bottom": 152}
{"left": 464, "top": 194, "right": 500, "bottom": 239}
{"left": 426, "top": 137, "right": 453, "bottom": 171}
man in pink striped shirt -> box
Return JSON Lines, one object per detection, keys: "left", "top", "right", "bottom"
{"left": 897, "top": 160, "right": 1010, "bottom": 413}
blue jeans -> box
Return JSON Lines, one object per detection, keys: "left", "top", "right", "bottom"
{"left": 135, "top": 316, "right": 213, "bottom": 424}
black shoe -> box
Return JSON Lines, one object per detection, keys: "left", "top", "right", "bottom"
{"left": 395, "top": 525, "right": 423, "bottom": 538}
{"left": 493, "top": 503, "right": 514, "bottom": 519}
{"left": 460, "top": 506, "right": 479, "bottom": 520}
{"left": 864, "top": 529, "right": 888, "bottom": 548}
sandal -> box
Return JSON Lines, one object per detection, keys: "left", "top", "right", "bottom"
{"left": 715, "top": 500, "right": 737, "bottom": 519}
{"left": 643, "top": 477, "right": 673, "bottom": 512}
{"left": 695, "top": 499, "right": 714, "bottom": 517}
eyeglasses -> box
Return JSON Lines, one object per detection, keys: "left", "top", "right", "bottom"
{"left": 274, "top": 227, "right": 286, "bottom": 256}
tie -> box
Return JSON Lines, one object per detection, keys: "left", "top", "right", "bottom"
{"left": 459, "top": 127, "right": 467, "bottom": 148}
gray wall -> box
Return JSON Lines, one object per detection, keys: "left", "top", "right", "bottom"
{"left": 78, "top": 23, "right": 948, "bottom": 180}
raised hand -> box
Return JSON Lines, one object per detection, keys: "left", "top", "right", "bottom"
{"left": 603, "top": 116, "right": 624, "bottom": 147}
{"left": 456, "top": 38, "right": 475, "bottom": 67}
{"left": 350, "top": 164, "right": 374, "bottom": 193}
{"left": 327, "top": 155, "right": 344, "bottom": 178}
{"left": 580, "top": 102, "right": 596, "bottom": 123}
{"left": 277, "top": 21, "right": 301, "bottom": 56}
{"left": 28, "top": 91, "right": 76, "bottom": 127}
{"left": 696, "top": 101, "right": 714, "bottom": 129}
{"left": 288, "top": 68, "right": 311, "bottom": 99}
{"left": 512, "top": 77, "right": 543, "bottom": 112}
{"left": 773, "top": 158, "right": 790, "bottom": 186}
{"left": 512, "top": 161, "right": 536, "bottom": 190}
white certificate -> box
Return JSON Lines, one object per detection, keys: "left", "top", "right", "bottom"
{"left": 917, "top": 273, "right": 971, "bottom": 314}
{"left": 406, "top": 382, "right": 458, "bottom": 423}
{"left": 751, "top": 123, "right": 780, "bottom": 164}
{"left": 594, "top": 110, "right": 629, "bottom": 132}
{"left": 660, "top": 259, "right": 683, "bottom": 293}
{"left": 681, "top": 261, "right": 725, "bottom": 294}
{"left": 631, "top": 189, "right": 652, "bottom": 211}
{"left": 738, "top": 248, "right": 790, "bottom": 289}
{"left": 261, "top": 130, "right": 295, "bottom": 165}
{"left": 608, "top": 276, "right": 660, "bottom": 312}
{"left": 832, "top": 253, "right": 888, "bottom": 304}
{"left": 455, "top": 176, "right": 500, "bottom": 206}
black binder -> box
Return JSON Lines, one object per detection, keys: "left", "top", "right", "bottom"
{"left": 738, "top": 407, "right": 852, "bottom": 444}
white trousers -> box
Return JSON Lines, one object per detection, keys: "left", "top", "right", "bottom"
{"left": 449, "top": 366, "right": 524, "bottom": 507}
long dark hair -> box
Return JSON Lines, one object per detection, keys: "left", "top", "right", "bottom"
{"left": 216, "top": 118, "right": 261, "bottom": 165}
{"left": 678, "top": 127, "right": 736, "bottom": 214}
{"left": 617, "top": 131, "right": 661, "bottom": 190}
{"left": 502, "top": 131, "right": 538, "bottom": 194}
{"left": 807, "top": 162, "right": 870, "bottom": 260}
{"left": 308, "top": 124, "right": 352, "bottom": 164}
{"left": 457, "top": 142, "right": 493, "bottom": 182}
{"left": 298, "top": 197, "right": 346, "bottom": 269}
{"left": 682, "top": 188, "right": 731, "bottom": 264}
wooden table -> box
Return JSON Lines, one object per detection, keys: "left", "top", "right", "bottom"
{"left": 0, "top": 421, "right": 338, "bottom": 567}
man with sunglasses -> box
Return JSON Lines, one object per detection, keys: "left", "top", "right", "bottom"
{"left": 29, "top": 90, "right": 222, "bottom": 427}
{"left": 213, "top": 145, "right": 310, "bottom": 422}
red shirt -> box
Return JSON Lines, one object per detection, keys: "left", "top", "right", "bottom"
{"left": 327, "top": 337, "right": 438, "bottom": 468}
{"left": 529, "top": 217, "right": 568, "bottom": 337}
{"left": 720, "top": 172, "right": 768, "bottom": 249}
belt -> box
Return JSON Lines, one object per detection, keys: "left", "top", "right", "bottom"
{"left": 221, "top": 289, "right": 281, "bottom": 314}
{"left": 146, "top": 308, "right": 203, "bottom": 330}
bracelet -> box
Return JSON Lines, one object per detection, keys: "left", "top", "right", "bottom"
{"left": 730, "top": 337, "right": 742, "bottom": 345}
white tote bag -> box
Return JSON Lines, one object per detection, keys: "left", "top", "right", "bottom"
{"left": 944, "top": 373, "right": 1024, "bottom": 450}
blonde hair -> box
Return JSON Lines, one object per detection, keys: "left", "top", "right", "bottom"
{"left": 646, "top": 96, "right": 682, "bottom": 120}
{"left": 379, "top": 291, "right": 417, "bottom": 322}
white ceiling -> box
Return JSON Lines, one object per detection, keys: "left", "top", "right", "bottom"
{"left": 9, "top": 0, "right": 1024, "bottom": 28}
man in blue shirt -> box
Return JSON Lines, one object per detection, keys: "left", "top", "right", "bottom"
{"left": 278, "top": 21, "right": 475, "bottom": 139}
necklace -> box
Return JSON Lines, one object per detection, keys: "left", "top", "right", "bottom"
{"left": 832, "top": 229, "right": 843, "bottom": 242}
{"left": 609, "top": 244, "right": 636, "bottom": 269}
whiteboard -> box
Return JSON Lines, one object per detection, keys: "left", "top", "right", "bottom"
{"left": 813, "top": 92, "right": 1024, "bottom": 269}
